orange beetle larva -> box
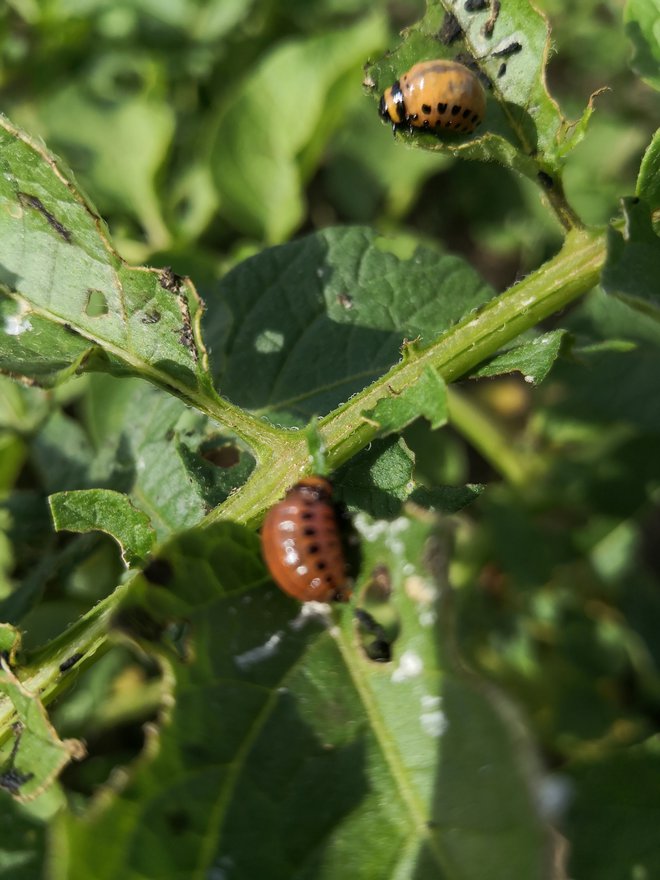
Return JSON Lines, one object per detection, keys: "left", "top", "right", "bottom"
{"left": 379, "top": 59, "right": 486, "bottom": 134}
{"left": 261, "top": 477, "right": 352, "bottom": 603}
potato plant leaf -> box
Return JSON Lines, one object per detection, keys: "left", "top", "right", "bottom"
{"left": 602, "top": 197, "right": 660, "bottom": 310}
{"left": 0, "top": 118, "right": 207, "bottom": 392}
{"left": 636, "top": 128, "right": 660, "bottom": 220}
{"left": 49, "top": 489, "right": 156, "bottom": 568}
{"left": 624, "top": 0, "right": 660, "bottom": 91}
{"left": 566, "top": 741, "right": 660, "bottom": 879}
{"left": 363, "top": 366, "right": 448, "bottom": 435}
{"left": 210, "top": 15, "right": 387, "bottom": 243}
{"left": 0, "top": 661, "right": 85, "bottom": 803}
{"left": 470, "top": 330, "right": 568, "bottom": 384}
{"left": 0, "top": 789, "right": 46, "bottom": 880}
{"left": 53, "top": 518, "right": 554, "bottom": 880}
{"left": 207, "top": 226, "right": 494, "bottom": 422}
{"left": 366, "top": 0, "right": 596, "bottom": 181}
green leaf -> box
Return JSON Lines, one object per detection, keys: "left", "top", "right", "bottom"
{"left": 366, "top": 0, "right": 591, "bottom": 179}
{"left": 207, "top": 226, "right": 494, "bottom": 423}
{"left": 0, "top": 298, "right": 94, "bottom": 385}
{"left": 0, "top": 118, "right": 206, "bottom": 391}
{"left": 328, "top": 104, "right": 447, "bottom": 221}
{"left": 571, "top": 287, "right": 660, "bottom": 349}
{"left": 548, "top": 340, "right": 660, "bottom": 432}
{"left": 37, "top": 60, "right": 175, "bottom": 248}
{"left": 53, "top": 518, "right": 553, "bottom": 879}
{"left": 471, "top": 330, "right": 568, "bottom": 384}
{"left": 0, "top": 624, "right": 20, "bottom": 660}
{"left": 364, "top": 366, "right": 448, "bottom": 435}
{"left": 29, "top": 411, "right": 96, "bottom": 495}
{"left": 338, "top": 437, "right": 482, "bottom": 517}
{"left": 337, "top": 437, "right": 417, "bottom": 518}
{"left": 409, "top": 483, "right": 484, "bottom": 513}
{"left": 0, "top": 790, "right": 47, "bottom": 880}
{"left": 210, "top": 15, "right": 387, "bottom": 242}
{"left": 49, "top": 489, "right": 156, "bottom": 568}
{"left": 0, "top": 660, "right": 85, "bottom": 802}
{"left": 636, "top": 128, "right": 660, "bottom": 218}
{"left": 624, "top": 0, "right": 660, "bottom": 91}
{"left": 566, "top": 740, "right": 660, "bottom": 879}
{"left": 0, "top": 492, "right": 57, "bottom": 623}
{"left": 602, "top": 197, "right": 660, "bottom": 317}
{"left": 32, "top": 376, "right": 253, "bottom": 540}
{"left": 82, "top": 376, "right": 253, "bottom": 535}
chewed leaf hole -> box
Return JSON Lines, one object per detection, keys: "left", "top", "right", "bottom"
{"left": 200, "top": 443, "right": 241, "bottom": 468}
{"left": 85, "top": 288, "right": 108, "bottom": 317}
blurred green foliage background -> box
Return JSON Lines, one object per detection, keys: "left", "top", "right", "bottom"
{"left": 1, "top": 1, "right": 659, "bottom": 876}
{"left": 0, "top": 0, "right": 652, "bottom": 284}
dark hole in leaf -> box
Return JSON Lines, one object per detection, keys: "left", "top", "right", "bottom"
{"left": 201, "top": 444, "right": 240, "bottom": 468}
{"left": 143, "top": 558, "right": 174, "bottom": 586}
{"left": 354, "top": 607, "right": 393, "bottom": 663}
{"left": 113, "top": 605, "right": 167, "bottom": 643}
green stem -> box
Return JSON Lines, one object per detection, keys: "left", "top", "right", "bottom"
{"left": 539, "top": 173, "right": 585, "bottom": 233}
{"left": 179, "top": 228, "right": 606, "bottom": 523}
{"left": 0, "top": 227, "right": 606, "bottom": 735}
{"left": 0, "top": 588, "right": 123, "bottom": 739}
{"left": 446, "top": 387, "right": 541, "bottom": 487}
{"left": 320, "top": 227, "right": 605, "bottom": 469}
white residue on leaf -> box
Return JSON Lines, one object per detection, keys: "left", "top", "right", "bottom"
{"left": 523, "top": 374, "right": 535, "bottom": 384}
{"left": 419, "top": 608, "right": 437, "bottom": 627}
{"left": 420, "top": 709, "right": 447, "bottom": 737}
{"left": 289, "top": 601, "right": 333, "bottom": 631}
{"left": 537, "top": 774, "right": 574, "bottom": 821}
{"left": 385, "top": 517, "right": 410, "bottom": 556}
{"left": 355, "top": 514, "right": 410, "bottom": 553}
{"left": 254, "top": 329, "right": 284, "bottom": 353}
{"left": 234, "top": 632, "right": 282, "bottom": 669}
{"left": 4, "top": 311, "right": 32, "bottom": 336}
{"left": 353, "top": 513, "right": 389, "bottom": 542}
{"left": 391, "top": 649, "right": 423, "bottom": 683}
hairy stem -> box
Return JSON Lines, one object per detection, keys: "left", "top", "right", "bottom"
{"left": 1, "top": 226, "right": 606, "bottom": 732}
